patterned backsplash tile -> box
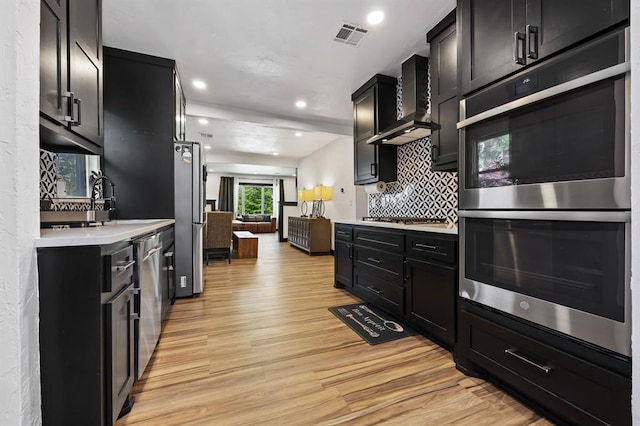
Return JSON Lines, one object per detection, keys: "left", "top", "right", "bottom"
{"left": 39, "top": 149, "right": 104, "bottom": 211}
{"left": 368, "top": 63, "right": 458, "bottom": 223}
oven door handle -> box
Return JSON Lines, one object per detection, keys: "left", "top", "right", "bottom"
{"left": 458, "top": 210, "right": 630, "bottom": 223}
{"left": 457, "top": 61, "right": 630, "bottom": 129}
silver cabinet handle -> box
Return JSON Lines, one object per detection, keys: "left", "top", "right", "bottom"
{"left": 415, "top": 243, "right": 438, "bottom": 251}
{"left": 504, "top": 348, "right": 552, "bottom": 374}
{"left": 366, "top": 257, "right": 382, "bottom": 264}
{"left": 130, "top": 313, "right": 140, "bottom": 321}
{"left": 112, "top": 260, "right": 135, "bottom": 273}
{"left": 143, "top": 246, "right": 162, "bottom": 261}
{"left": 164, "top": 251, "right": 174, "bottom": 257}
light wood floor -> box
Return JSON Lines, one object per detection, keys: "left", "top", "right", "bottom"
{"left": 116, "top": 233, "right": 553, "bottom": 426}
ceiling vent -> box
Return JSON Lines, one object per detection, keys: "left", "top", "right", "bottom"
{"left": 334, "top": 23, "right": 368, "bottom": 46}
{"left": 199, "top": 132, "right": 213, "bottom": 138}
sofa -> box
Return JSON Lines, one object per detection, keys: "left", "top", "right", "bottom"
{"left": 232, "top": 214, "right": 277, "bottom": 233}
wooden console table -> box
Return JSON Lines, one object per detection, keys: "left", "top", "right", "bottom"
{"left": 287, "top": 217, "right": 331, "bottom": 255}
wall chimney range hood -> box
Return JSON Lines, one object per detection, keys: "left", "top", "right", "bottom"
{"left": 368, "top": 54, "right": 432, "bottom": 145}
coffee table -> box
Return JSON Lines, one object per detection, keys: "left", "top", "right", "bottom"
{"left": 232, "top": 231, "right": 258, "bottom": 258}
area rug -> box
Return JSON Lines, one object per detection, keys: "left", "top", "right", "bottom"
{"left": 329, "top": 303, "right": 414, "bottom": 345}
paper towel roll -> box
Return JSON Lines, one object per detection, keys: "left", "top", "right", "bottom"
{"left": 364, "top": 181, "right": 387, "bottom": 194}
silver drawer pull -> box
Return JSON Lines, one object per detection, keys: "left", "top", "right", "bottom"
{"left": 366, "top": 257, "right": 382, "bottom": 264}
{"left": 130, "top": 313, "right": 140, "bottom": 321}
{"left": 415, "top": 243, "right": 438, "bottom": 251}
{"left": 113, "top": 260, "right": 135, "bottom": 273}
{"left": 164, "top": 251, "right": 174, "bottom": 257}
{"left": 367, "top": 286, "right": 382, "bottom": 295}
{"left": 504, "top": 348, "right": 552, "bottom": 374}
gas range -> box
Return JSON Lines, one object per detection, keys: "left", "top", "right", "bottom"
{"left": 362, "top": 216, "right": 448, "bottom": 225}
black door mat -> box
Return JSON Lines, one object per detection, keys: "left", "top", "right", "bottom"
{"left": 329, "top": 303, "right": 414, "bottom": 345}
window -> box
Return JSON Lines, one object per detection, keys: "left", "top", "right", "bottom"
{"left": 237, "top": 184, "right": 273, "bottom": 215}
{"left": 56, "top": 153, "right": 101, "bottom": 197}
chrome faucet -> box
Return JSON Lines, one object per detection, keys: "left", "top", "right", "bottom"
{"left": 90, "top": 175, "right": 116, "bottom": 212}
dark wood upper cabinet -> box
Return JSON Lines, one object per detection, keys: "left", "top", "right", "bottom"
{"left": 103, "top": 47, "right": 180, "bottom": 219}
{"left": 458, "top": 0, "right": 629, "bottom": 96}
{"left": 428, "top": 10, "right": 458, "bottom": 171}
{"left": 40, "top": 0, "right": 104, "bottom": 154}
{"left": 352, "top": 75, "right": 398, "bottom": 185}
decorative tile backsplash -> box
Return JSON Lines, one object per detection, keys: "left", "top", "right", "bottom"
{"left": 368, "top": 64, "right": 459, "bottom": 223}
{"left": 39, "top": 149, "right": 104, "bottom": 211}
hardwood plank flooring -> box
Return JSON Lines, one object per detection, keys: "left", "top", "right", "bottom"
{"left": 116, "top": 233, "right": 553, "bottom": 426}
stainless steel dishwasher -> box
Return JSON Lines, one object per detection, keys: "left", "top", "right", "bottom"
{"left": 134, "top": 233, "right": 162, "bottom": 380}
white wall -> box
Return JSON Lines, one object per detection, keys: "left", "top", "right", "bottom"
{"left": 297, "top": 136, "right": 363, "bottom": 248}
{"left": 630, "top": 2, "right": 640, "bottom": 421}
{"left": 0, "top": 0, "right": 41, "bottom": 424}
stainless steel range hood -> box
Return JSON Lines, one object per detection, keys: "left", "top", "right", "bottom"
{"left": 368, "top": 54, "right": 432, "bottom": 145}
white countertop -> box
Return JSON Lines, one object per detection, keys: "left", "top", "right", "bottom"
{"left": 36, "top": 219, "right": 176, "bottom": 248}
{"left": 334, "top": 219, "right": 458, "bottom": 235}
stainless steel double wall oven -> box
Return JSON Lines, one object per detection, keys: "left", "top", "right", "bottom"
{"left": 457, "top": 27, "right": 631, "bottom": 356}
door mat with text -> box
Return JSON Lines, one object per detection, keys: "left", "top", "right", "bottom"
{"left": 329, "top": 303, "right": 414, "bottom": 345}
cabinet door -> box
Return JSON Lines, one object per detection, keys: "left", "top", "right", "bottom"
{"left": 406, "top": 258, "right": 456, "bottom": 346}
{"left": 68, "top": 0, "right": 103, "bottom": 146}
{"left": 354, "top": 139, "right": 377, "bottom": 184}
{"left": 40, "top": 0, "right": 68, "bottom": 126}
{"left": 459, "top": 0, "right": 526, "bottom": 95}
{"left": 526, "top": 0, "right": 629, "bottom": 62}
{"left": 335, "top": 240, "right": 353, "bottom": 288}
{"left": 353, "top": 86, "right": 376, "bottom": 141}
{"left": 430, "top": 21, "right": 458, "bottom": 170}
{"left": 105, "top": 282, "right": 135, "bottom": 425}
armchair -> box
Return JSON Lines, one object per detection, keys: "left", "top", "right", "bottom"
{"left": 204, "top": 211, "right": 233, "bottom": 264}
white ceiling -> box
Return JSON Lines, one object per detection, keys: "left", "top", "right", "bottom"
{"left": 207, "top": 163, "right": 297, "bottom": 177}
{"left": 102, "top": 0, "right": 456, "bottom": 167}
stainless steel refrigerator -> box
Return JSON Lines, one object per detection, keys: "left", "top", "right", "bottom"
{"left": 174, "top": 142, "right": 206, "bottom": 297}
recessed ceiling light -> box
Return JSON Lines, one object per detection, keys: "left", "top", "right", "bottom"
{"left": 367, "top": 10, "right": 384, "bottom": 25}
{"left": 295, "top": 132, "right": 303, "bottom": 137}
{"left": 204, "top": 145, "right": 211, "bottom": 150}
{"left": 273, "top": 152, "right": 279, "bottom": 156}
{"left": 209, "top": 169, "right": 214, "bottom": 172}
{"left": 193, "top": 80, "right": 206, "bottom": 89}
{"left": 295, "top": 100, "right": 307, "bottom": 109}
{"left": 198, "top": 118, "right": 209, "bottom": 125}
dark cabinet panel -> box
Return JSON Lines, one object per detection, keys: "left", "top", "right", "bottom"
{"left": 459, "top": 0, "right": 526, "bottom": 95}
{"left": 354, "top": 269, "right": 405, "bottom": 317}
{"left": 354, "top": 245, "right": 404, "bottom": 285}
{"left": 459, "top": 0, "right": 629, "bottom": 96}
{"left": 428, "top": 11, "right": 458, "bottom": 170}
{"left": 527, "top": 0, "right": 629, "bottom": 61}
{"left": 40, "top": 0, "right": 103, "bottom": 153}
{"left": 40, "top": 0, "right": 67, "bottom": 126}
{"left": 352, "top": 75, "right": 398, "bottom": 185}
{"left": 103, "top": 47, "right": 179, "bottom": 219}
{"left": 406, "top": 258, "right": 456, "bottom": 347}
{"left": 335, "top": 239, "right": 353, "bottom": 288}
{"left": 353, "top": 226, "right": 404, "bottom": 253}
{"left": 457, "top": 302, "right": 631, "bottom": 426}
{"left": 105, "top": 283, "right": 135, "bottom": 425}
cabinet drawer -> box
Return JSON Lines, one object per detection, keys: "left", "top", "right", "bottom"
{"left": 105, "top": 245, "right": 135, "bottom": 293}
{"left": 354, "top": 270, "right": 404, "bottom": 317}
{"left": 335, "top": 224, "right": 353, "bottom": 242}
{"left": 406, "top": 233, "right": 456, "bottom": 263}
{"left": 354, "top": 227, "right": 404, "bottom": 253}
{"left": 460, "top": 309, "right": 631, "bottom": 426}
{"left": 354, "top": 246, "right": 404, "bottom": 284}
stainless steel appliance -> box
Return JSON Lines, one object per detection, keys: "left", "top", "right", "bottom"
{"left": 457, "top": 27, "right": 629, "bottom": 210}
{"left": 457, "top": 26, "right": 631, "bottom": 357}
{"left": 134, "top": 233, "right": 163, "bottom": 379}
{"left": 160, "top": 227, "right": 175, "bottom": 321}
{"left": 174, "top": 142, "right": 206, "bottom": 297}
{"left": 459, "top": 210, "right": 630, "bottom": 356}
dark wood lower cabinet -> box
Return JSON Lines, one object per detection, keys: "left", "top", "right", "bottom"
{"left": 456, "top": 299, "right": 631, "bottom": 426}
{"left": 405, "top": 257, "right": 456, "bottom": 348}
{"left": 334, "top": 239, "right": 353, "bottom": 288}
{"left": 38, "top": 242, "right": 135, "bottom": 426}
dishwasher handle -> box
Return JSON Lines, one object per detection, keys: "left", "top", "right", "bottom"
{"left": 142, "top": 246, "right": 162, "bottom": 262}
